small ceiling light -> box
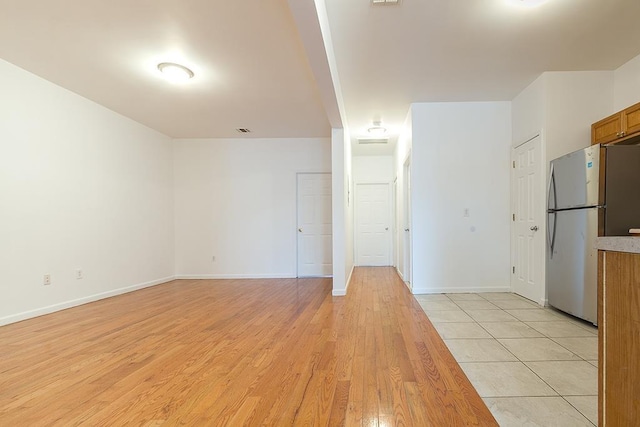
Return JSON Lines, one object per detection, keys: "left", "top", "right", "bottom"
{"left": 372, "top": 0, "right": 400, "bottom": 5}
{"left": 510, "top": 0, "right": 548, "bottom": 7}
{"left": 367, "top": 121, "right": 387, "bottom": 136}
{"left": 157, "top": 62, "right": 194, "bottom": 83}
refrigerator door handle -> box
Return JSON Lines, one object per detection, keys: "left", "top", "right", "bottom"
{"left": 548, "top": 211, "right": 557, "bottom": 259}
{"left": 547, "top": 212, "right": 551, "bottom": 249}
{"left": 547, "top": 164, "right": 558, "bottom": 258}
{"left": 548, "top": 163, "right": 558, "bottom": 212}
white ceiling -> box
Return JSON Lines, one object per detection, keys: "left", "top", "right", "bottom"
{"left": 326, "top": 0, "right": 640, "bottom": 148}
{"left": 0, "top": 0, "right": 330, "bottom": 138}
{"left": 1, "top": 0, "right": 640, "bottom": 146}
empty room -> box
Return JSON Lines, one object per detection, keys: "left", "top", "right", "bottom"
{"left": 2, "top": 0, "right": 640, "bottom": 425}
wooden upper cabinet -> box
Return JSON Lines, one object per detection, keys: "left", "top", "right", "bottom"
{"left": 592, "top": 113, "right": 622, "bottom": 145}
{"left": 623, "top": 102, "right": 640, "bottom": 136}
{"left": 592, "top": 101, "right": 640, "bottom": 145}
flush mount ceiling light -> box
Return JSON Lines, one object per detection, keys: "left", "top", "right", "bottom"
{"left": 358, "top": 138, "right": 389, "bottom": 145}
{"left": 367, "top": 121, "right": 387, "bottom": 136}
{"left": 510, "top": 0, "right": 548, "bottom": 7}
{"left": 157, "top": 62, "right": 194, "bottom": 83}
{"left": 372, "top": 0, "right": 400, "bottom": 5}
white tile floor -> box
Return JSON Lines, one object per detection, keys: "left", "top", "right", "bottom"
{"left": 416, "top": 292, "right": 598, "bottom": 426}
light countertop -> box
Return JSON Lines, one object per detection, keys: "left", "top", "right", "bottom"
{"left": 596, "top": 236, "right": 640, "bottom": 254}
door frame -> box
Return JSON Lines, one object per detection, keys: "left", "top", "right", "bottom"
{"left": 510, "top": 132, "right": 546, "bottom": 305}
{"left": 354, "top": 181, "right": 393, "bottom": 266}
{"left": 296, "top": 172, "right": 332, "bottom": 278}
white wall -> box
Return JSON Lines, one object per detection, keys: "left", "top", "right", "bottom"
{"left": 352, "top": 155, "right": 394, "bottom": 183}
{"left": 512, "top": 75, "right": 546, "bottom": 147}
{"left": 614, "top": 53, "right": 640, "bottom": 111}
{"left": 410, "top": 102, "right": 512, "bottom": 293}
{"left": 513, "top": 71, "right": 613, "bottom": 159}
{"left": 330, "top": 127, "right": 354, "bottom": 295}
{"left": 344, "top": 130, "right": 354, "bottom": 290}
{"left": 173, "top": 137, "right": 331, "bottom": 278}
{"left": 544, "top": 72, "right": 613, "bottom": 162}
{"left": 0, "top": 60, "right": 174, "bottom": 326}
{"left": 331, "top": 129, "right": 346, "bottom": 293}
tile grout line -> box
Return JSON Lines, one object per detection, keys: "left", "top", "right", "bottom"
{"left": 548, "top": 336, "right": 597, "bottom": 363}
{"left": 559, "top": 395, "right": 597, "bottom": 427}
{"left": 423, "top": 292, "right": 598, "bottom": 424}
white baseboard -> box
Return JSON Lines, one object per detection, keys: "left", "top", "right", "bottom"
{"left": 0, "top": 276, "right": 175, "bottom": 327}
{"left": 393, "top": 268, "right": 412, "bottom": 290}
{"left": 412, "top": 286, "right": 511, "bottom": 295}
{"left": 175, "top": 273, "right": 297, "bottom": 279}
{"left": 332, "top": 265, "right": 353, "bottom": 297}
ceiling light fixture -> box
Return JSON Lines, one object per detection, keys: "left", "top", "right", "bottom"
{"left": 372, "top": 0, "right": 400, "bottom": 5}
{"left": 157, "top": 62, "right": 194, "bottom": 83}
{"left": 510, "top": 0, "right": 548, "bottom": 7}
{"left": 367, "top": 121, "right": 387, "bottom": 136}
{"left": 358, "top": 138, "right": 389, "bottom": 145}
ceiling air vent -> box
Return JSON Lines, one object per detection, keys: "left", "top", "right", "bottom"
{"left": 358, "top": 138, "right": 389, "bottom": 145}
{"left": 372, "top": 0, "right": 400, "bottom": 5}
{"left": 236, "top": 128, "right": 251, "bottom": 133}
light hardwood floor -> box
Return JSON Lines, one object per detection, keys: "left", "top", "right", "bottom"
{"left": 0, "top": 267, "right": 496, "bottom": 426}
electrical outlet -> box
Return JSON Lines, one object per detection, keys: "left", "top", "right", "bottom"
{"left": 44, "top": 274, "right": 51, "bottom": 286}
{"left": 212, "top": 256, "right": 216, "bottom": 262}
{"left": 76, "top": 269, "right": 83, "bottom": 279}
{"left": 464, "top": 208, "right": 470, "bottom": 217}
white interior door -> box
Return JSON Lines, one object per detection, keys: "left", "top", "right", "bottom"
{"left": 297, "top": 173, "right": 332, "bottom": 277}
{"left": 511, "top": 135, "right": 544, "bottom": 303}
{"left": 393, "top": 179, "right": 398, "bottom": 268}
{"left": 356, "top": 183, "right": 391, "bottom": 266}
{"left": 403, "top": 158, "right": 412, "bottom": 287}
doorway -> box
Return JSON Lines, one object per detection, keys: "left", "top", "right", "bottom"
{"left": 511, "top": 134, "right": 544, "bottom": 303}
{"left": 355, "top": 183, "right": 392, "bottom": 266}
{"left": 296, "top": 173, "right": 332, "bottom": 277}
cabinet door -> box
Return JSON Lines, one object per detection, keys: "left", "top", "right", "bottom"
{"left": 622, "top": 101, "right": 640, "bottom": 136}
{"left": 592, "top": 113, "right": 622, "bottom": 145}
{"left": 600, "top": 251, "right": 640, "bottom": 426}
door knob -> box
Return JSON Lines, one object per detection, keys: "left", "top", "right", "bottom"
{"left": 385, "top": 227, "right": 389, "bottom": 231}
{"left": 404, "top": 228, "right": 409, "bottom": 232}
{"left": 530, "top": 225, "right": 539, "bottom": 231}
{"left": 298, "top": 228, "right": 302, "bottom": 233}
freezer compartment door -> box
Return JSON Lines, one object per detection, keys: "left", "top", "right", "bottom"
{"left": 550, "top": 145, "right": 600, "bottom": 209}
{"left": 604, "top": 145, "right": 640, "bottom": 235}
{"left": 546, "top": 207, "right": 598, "bottom": 324}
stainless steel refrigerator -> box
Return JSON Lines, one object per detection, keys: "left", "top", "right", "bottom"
{"left": 547, "top": 143, "right": 640, "bottom": 325}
